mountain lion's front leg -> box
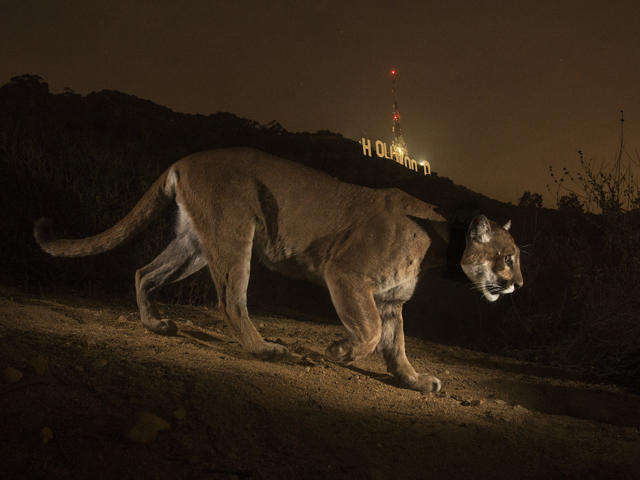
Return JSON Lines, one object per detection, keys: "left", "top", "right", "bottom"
{"left": 376, "top": 302, "right": 441, "bottom": 393}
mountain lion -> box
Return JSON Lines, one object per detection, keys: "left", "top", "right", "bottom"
{"left": 35, "top": 148, "right": 523, "bottom": 392}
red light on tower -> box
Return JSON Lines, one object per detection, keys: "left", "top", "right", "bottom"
{"left": 393, "top": 114, "right": 399, "bottom": 120}
{"left": 391, "top": 69, "right": 396, "bottom": 75}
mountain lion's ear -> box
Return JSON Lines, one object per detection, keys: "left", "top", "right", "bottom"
{"left": 503, "top": 219, "right": 511, "bottom": 231}
{"left": 468, "top": 215, "right": 492, "bottom": 243}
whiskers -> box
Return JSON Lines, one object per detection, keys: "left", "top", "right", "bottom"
{"left": 519, "top": 243, "right": 532, "bottom": 256}
{"left": 470, "top": 281, "right": 503, "bottom": 294}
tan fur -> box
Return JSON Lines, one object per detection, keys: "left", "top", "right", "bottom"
{"left": 34, "top": 147, "right": 523, "bottom": 392}
{"left": 460, "top": 215, "right": 523, "bottom": 302}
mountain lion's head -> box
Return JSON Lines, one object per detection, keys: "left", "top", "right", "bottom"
{"left": 460, "top": 215, "right": 523, "bottom": 302}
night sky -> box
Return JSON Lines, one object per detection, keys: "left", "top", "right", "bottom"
{"left": 3, "top": 0, "right": 639, "bottom": 205}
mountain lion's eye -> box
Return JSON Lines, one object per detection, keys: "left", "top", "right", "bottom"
{"left": 504, "top": 255, "right": 513, "bottom": 267}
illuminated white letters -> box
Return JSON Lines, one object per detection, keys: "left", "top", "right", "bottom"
{"left": 375, "top": 140, "right": 385, "bottom": 158}
{"left": 405, "top": 156, "right": 417, "bottom": 171}
{"left": 360, "top": 138, "right": 372, "bottom": 157}
{"left": 359, "top": 137, "right": 430, "bottom": 176}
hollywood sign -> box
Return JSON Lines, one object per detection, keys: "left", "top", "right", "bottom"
{"left": 359, "top": 138, "right": 431, "bottom": 175}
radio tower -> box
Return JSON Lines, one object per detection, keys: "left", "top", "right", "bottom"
{"left": 390, "top": 68, "right": 408, "bottom": 161}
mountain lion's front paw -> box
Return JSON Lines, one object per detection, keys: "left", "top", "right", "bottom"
{"left": 405, "top": 374, "right": 441, "bottom": 393}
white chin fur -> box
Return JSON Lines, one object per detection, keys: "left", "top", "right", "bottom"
{"left": 501, "top": 285, "right": 515, "bottom": 294}
{"left": 482, "top": 287, "right": 500, "bottom": 302}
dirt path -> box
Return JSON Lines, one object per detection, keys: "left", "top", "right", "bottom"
{"left": 1, "top": 290, "right": 639, "bottom": 479}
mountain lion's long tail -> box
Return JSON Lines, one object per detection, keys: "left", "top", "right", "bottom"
{"left": 34, "top": 169, "right": 174, "bottom": 257}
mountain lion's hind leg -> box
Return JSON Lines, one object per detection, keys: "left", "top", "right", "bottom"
{"left": 376, "top": 302, "right": 441, "bottom": 393}
{"left": 135, "top": 232, "right": 206, "bottom": 335}
{"left": 324, "top": 268, "right": 382, "bottom": 364}
{"left": 205, "top": 222, "right": 288, "bottom": 360}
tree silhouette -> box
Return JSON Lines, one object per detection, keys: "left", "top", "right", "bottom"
{"left": 517, "top": 191, "right": 543, "bottom": 208}
{"left": 557, "top": 192, "right": 583, "bottom": 214}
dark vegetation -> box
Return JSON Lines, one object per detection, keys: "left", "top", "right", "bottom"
{"left": 1, "top": 74, "right": 638, "bottom": 392}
